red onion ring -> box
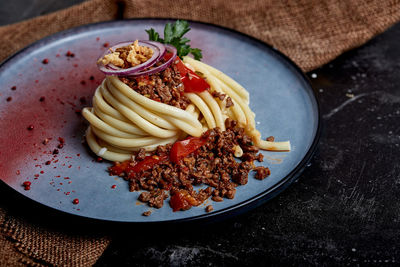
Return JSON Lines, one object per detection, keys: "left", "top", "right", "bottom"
{"left": 97, "top": 40, "right": 164, "bottom": 75}
{"left": 122, "top": 44, "right": 177, "bottom": 77}
{"left": 140, "top": 40, "right": 166, "bottom": 61}
{"left": 106, "top": 41, "right": 167, "bottom": 69}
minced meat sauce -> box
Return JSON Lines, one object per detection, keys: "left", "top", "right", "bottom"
{"left": 119, "top": 61, "right": 191, "bottom": 109}
{"left": 109, "top": 118, "right": 271, "bottom": 212}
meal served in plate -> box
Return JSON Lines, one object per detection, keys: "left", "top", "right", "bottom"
{"left": 81, "top": 20, "right": 290, "bottom": 214}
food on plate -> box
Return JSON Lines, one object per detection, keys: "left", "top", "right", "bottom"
{"left": 82, "top": 20, "right": 290, "bottom": 213}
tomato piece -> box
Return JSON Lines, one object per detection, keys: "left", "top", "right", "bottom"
{"left": 130, "top": 155, "right": 168, "bottom": 174}
{"left": 108, "top": 160, "right": 131, "bottom": 176}
{"left": 170, "top": 192, "right": 189, "bottom": 212}
{"left": 170, "top": 136, "right": 207, "bottom": 163}
{"left": 164, "top": 51, "right": 174, "bottom": 61}
{"left": 173, "top": 57, "right": 210, "bottom": 93}
{"left": 109, "top": 155, "right": 168, "bottom": 178}
{"left": 170, "top": 190, "right": 198, "bottom": 212}
{"left": 173, "top": 57, "right": 189, "bottom": 77}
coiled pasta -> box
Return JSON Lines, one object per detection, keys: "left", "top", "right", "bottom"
{"left": 83, "top": 57, "right": 290, "bottom": 161}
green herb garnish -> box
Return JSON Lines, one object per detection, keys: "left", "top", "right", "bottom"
{"left": 146, "top": 20, "right": 203, "bottom": 60}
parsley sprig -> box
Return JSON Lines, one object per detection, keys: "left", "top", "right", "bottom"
{"left": 146, "top": 20, "right": 202, "bottom": 60}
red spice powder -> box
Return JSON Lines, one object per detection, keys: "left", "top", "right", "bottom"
{"left": 0, "top": 43, "right": 101, "bottom": 184}
{"left": 22, "top": 181, "right": 31, "bottom": 190}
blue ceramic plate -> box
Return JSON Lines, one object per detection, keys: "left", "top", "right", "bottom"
{"left": 0, "top": 19, "right": 320, "bottom": 223}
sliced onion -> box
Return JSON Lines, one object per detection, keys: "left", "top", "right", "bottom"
{"left": 97, "top": 40, "right": 164, "bottom": 75}
{"left": 123, "top": 44, "right": 177, "bottom": 77}
{"left": 140, "top": 40, "right": 166, "bottom": 61}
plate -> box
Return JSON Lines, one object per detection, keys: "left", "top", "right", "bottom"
{"left": 0, "top": 19, "right": 320, "bottom": 223}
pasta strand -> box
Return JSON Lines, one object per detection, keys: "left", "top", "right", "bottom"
{"left": 84, "top": 60, "right": 290, "bottom": 161}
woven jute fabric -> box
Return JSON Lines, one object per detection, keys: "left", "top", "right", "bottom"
{"left": 0, "top": 206, "right": 111, "bottom": 266}
{"left": 0, "top": 0, "right": 399, "bottom": 71}
{"left": 0, "top": 0, "right": 399, "bottom": 266}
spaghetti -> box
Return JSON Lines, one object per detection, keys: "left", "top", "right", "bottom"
{"left": 82, "top": 56, "right": 290, "bottom": 162}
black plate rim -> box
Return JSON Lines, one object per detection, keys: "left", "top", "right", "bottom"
{"left": 0, "top": 18, "right": 321, "bottom": 224}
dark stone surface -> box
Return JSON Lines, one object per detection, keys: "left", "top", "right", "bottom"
{"left": 1, "top": 1, "right": 400, "bottom": 266}
{"left": 95, "top": 22, "right": 400, "bottom": 266}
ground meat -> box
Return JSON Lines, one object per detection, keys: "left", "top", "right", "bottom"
{"left": 138, "top": 189, "right": 168, "bottom": 208}
{"left": 120, "top": 61, "right": 190, "bottom": 109}
{"left": 142, "top": 210, "right": 152, "bottom": 216}
{"left": 266, "top": 136, "right": 275, "bottom": 142}
{"left": 241, "top": 151, "right": 264, "bottom": 162}
{"left": 242, "top": 145, "right": 259, "bottom": 153}
{"left": 225, "top": 188, "right": 236, "bottom": 199}
{"left": 211, "top": 91, "right": 226, "bottom": 101}
{"left": 256, "top": 153, "right": 264, "bottom": 162}
{"left": 138, "top": 191, "right": 151, "bottom": 202}
{"left": 232, "top": 162, "right": 252, "bottom": 185}
{"left": 254, "top": 166, "right": 271, "bottom": 180}
{"left": 149, "top": 190, "right": 168, "bottom": 208}
{"left": 156, "top": 84, "right": 172, "bottom": 102}
{"left": 109, "top": 118, "right": 271, "bottom": 213}
{"left": 225, "top": 97, "right": 234, "bottom": 108}
{"left": 135, "top": 148, "right": 146, "bottom": 161}
{"left": 211, "top": 196, "right": 223, "bottom": 202}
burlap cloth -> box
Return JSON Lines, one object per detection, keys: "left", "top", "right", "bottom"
{"left": 0, "top": 0, "right": 399, "bottom": 265}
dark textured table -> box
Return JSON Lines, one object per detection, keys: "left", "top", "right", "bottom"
{"left": 1, "top": 1, "right": 400, "bottom": 266}
{"left": 95, "top": 23, "right": 400, "bottom": 266}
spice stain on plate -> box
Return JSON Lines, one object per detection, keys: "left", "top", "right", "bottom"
{"left": 264, "top": 155, "right": 285, "bottom": 164}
